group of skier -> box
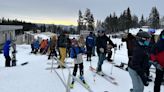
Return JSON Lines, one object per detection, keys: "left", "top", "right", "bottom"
{"left": 2, "top": 28, "right": 164, "bottom": 92}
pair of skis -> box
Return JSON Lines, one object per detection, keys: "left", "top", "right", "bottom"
{"left": 89, "top": 66, "right": 118, "bottom": 85}
{"left": 70, "top": 76, "right": 90, "bottom": 89}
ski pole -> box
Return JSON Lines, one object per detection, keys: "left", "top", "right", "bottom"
{"left": 110, "top": 47, "right": 116, "bottom": 75}
{"left": 51, "top": 56, "right": 54, "bottom": 72}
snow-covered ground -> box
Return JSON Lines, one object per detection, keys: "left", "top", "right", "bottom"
{"left": 0, "top": 38, "right": 163, "bottom": 92}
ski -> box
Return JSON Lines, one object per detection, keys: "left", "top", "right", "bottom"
{"left": 47, "top": 62, "right": 73, "bottom": 65}
{"left": 45, "top": 66, "right": 74, "bottom": 70}
{"left": 114, "top": 65, "right": 128, "bottom": 71}
{"left": 89, "top": 66, "right": 118, "bottom": 85}
{"left": 70, "top": 76, "right": 90, "bottom": 89}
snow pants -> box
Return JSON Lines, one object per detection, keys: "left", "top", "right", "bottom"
{"left": 86, "top": 46, "right": 92, "bottom": 61}
{"left": 59, "top": 47, "right": 66, "bottom": 65}
{"left": 97, "top": 53, "right": 106, "bottom": 71}
{"left": 5, "top": 56, "right": 11, "bottom": 67}
{"left": 128, "top": 67, "right": 144, "bottom": 92}
{"left": 72, "top": 63, "right": 84, "bottom": 76}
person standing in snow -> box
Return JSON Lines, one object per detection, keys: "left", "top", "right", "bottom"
{"left": 57, "top": 32, "right": 67, "bottom": 68}
{"left": 122, "top": 32, "right": 136, "bottom": 68}
{"left": 86, "top": 32, "right": 95, "bottom": 61}
{"left": 106, "top": 35, "right": 115, "bottom": 62}
{"left": 33, "top": 39, "right": 40, "bottom": 54}
{"left": 96, "top": 29, "right": 115, "bottom": 74}
{"left": 3, "top": 40, "right": 11, "bottom": 67}
{"left": 150, "top": 30, "right": 164, "bottom": 92}
{"left": 48, "top": 35, "right": 57, "bottom": 59}
{"left": 128, "top": 31, "right": 151, "bottom": 92}
{"left": 70, "top": 39, "right": 86, "bottom": 87}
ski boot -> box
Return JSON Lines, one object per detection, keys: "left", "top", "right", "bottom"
{"left": 79, "top": 76, "right": 89, "bottom": 88}
{"left": 70, "top": 79, "right": 75, "bottom": 89}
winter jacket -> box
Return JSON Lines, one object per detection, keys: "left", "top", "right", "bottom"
{"left": 33, "top": 40, "right": 39, "bottom": 49}
{"left": 3, "top": 40, "right": 11, "bottom": 57}
{"left": 122, "top": 33, "right": 136, "bottom": 56}
{"left": 70, "top": 46, "right": 85, "bottom": 64}
{"left": 40, "top": 40, "right": 48, "bottom": 49}
{"left": 57, "top": 34, "right": 67, "bottom": 48}
{"left": 96, "top": 35, "right": 114, "bottom": 54}
{"left": 86, "top": 34, "right": 95, "bottom": 47}
{"left": 150, "top": 39, "right": 164, "bottom": 68}
{"left": 128, "top": 40, "right": 150, "bottom": 85}
{"left": 50, "top": 36, "right": 57, "bottom": 50}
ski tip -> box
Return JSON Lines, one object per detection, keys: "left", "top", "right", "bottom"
{"left": 113, "top": 82, "right": 118, "bottom": 85}
{"left": 21, "top": 62, "right": 29, "bottom": 66}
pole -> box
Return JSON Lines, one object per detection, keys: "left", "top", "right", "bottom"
{"left": 110, "top": 47, "right": 116, "bottom": 75}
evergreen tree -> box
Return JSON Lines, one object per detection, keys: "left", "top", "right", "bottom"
{"left": 77, "top": 10, "right": 83, "bottom": 33}
{"left": 84, "top": 8, "right": 95, "bottom": 31}
{"left": 148, "top": 7, "right": 160, "bottom": 29}
{"left": 139, "top": 14, "right": 145, "bottom": 27}
{"left": 125, "top": 7, "right": 132, "bottom": 32}
{"left": 131, "top": 15, "right": 139, "bottom": 28}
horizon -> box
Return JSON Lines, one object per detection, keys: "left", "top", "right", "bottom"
{"left": 0, "top": 0, "right": 164, "bottom": 26}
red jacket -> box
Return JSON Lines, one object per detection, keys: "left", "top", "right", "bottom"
{"left": 150, "top": 40, "right": 164, "bottom": 68}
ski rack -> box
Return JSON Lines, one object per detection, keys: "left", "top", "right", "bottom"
{"left": 51, "top": 56, "right": 93, "bottom": 92}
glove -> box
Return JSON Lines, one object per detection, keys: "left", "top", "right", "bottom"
{"left": 138, "top": 72, "right": 149, "bottom": 86}
{"left": 99, "top": 48, "right": 104, "bottom": 53}
{"left": 150, "top": 60, "right": 163, "bottom": 71}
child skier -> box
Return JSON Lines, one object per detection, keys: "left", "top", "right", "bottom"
{"left": 70, "top": 39, "right": 87, "bottom": 88}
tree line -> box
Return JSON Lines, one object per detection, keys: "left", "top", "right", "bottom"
{"left": 78, "top": 7, "right": 163, "bottom": 34}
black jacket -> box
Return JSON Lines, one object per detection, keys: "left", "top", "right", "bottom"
{"left": 96, "top": 35, "right": 114, "bottom": 54}
{"left": 128, "top": 40, "right": 150, "bottom": 85}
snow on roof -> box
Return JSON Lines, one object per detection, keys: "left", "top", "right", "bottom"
{"left": 34, "top": 32, "right": 56, "bottom": 40}
{"left": 69, "top": 34, "right": 80, "bottom": 40}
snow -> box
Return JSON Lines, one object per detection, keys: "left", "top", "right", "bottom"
{"left": 0, "top": 33, "right": 164, "bottom": 92}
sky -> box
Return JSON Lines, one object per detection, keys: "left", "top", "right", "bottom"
{"left": 0, "top": 0, "right": 164, "bottom": 26}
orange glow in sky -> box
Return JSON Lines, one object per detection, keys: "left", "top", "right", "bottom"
{"left": 30, "top": 19, "right": 77, "bottom": 26}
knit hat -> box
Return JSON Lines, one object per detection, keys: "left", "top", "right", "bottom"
{"left": 148, "top": 29, "right": 155, "bottom": 34}
{"left": 136, "top": 31, "right": 151, "bottom": 39}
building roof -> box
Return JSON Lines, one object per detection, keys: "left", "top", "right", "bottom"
{"left": 0, "top": 25, "right": 23, "bottom": 32}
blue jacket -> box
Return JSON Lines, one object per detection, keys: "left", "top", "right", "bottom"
{"left": 86, "top": 34, "right": 95, "bottom": 47}
{"left": 70, "top": 46, "right": 85, "bottom": 59}
{"left": 3, "top": 40, "right": 11, "bottom": 57}
{"left": 33, "top": 40, "right": 40, "bottom": 49}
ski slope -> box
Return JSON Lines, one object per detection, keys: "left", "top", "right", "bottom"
{"left": 0, "top": 38, "right": 163, "bottom": 92}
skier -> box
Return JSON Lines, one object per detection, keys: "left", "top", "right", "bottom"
{"left": 69, "top": 39, "right": 87, "bottom": 88}
{"left": 57, "top": 32, "right": 67, "bottom": 68}
{"left": 106, "top": 35, "right": 115, "bottom": 62}
{"left": 122, "top": 33, "right": 136, "bottom": 68}
{"left": 3, "top": 40, "right": 11, "bottom": 67}
{"left": 150, "top": 30, "right": 164, "bottom": 92}
{"left": 86, "top": 32, "right": 95, "bottom": 61}
{"left": 96, "top": 29, "right": 115, "bottom": 74}
{"left": 128, "top": 31, "right": 151, "bottom": 92}
{"left": 48, "top": 35, "right": 57, "bottom": 59}
{"left": 33, "top": 39, "right": 39, "bottom": 54}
